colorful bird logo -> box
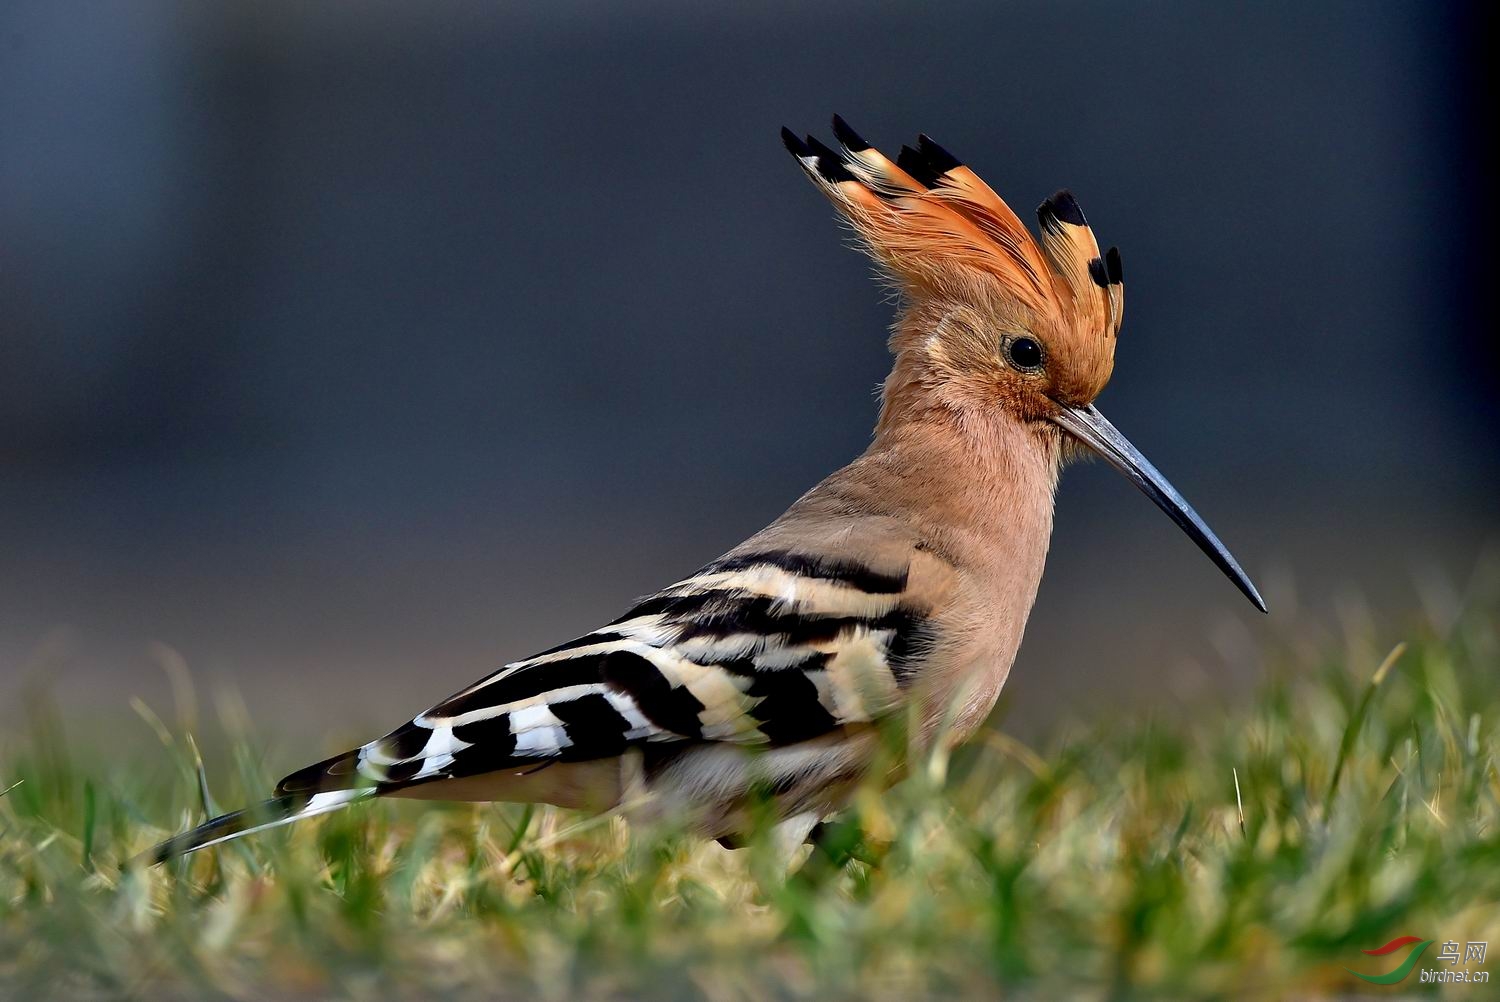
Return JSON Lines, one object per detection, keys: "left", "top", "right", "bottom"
{"left": 1346, "top": 936, "right": 1435, "bottom": 985}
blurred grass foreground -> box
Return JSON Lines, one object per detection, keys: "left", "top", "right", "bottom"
{"left": 2, "top": 571, "right": 1498, "bottom": 1000}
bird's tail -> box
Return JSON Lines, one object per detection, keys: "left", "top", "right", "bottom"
{"left": 139, "top": 749, "right": 377, "bottom": 866}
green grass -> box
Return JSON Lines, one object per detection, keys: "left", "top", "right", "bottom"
{"left": 3, "top": 576, "right": 1498, "bottom": 1000}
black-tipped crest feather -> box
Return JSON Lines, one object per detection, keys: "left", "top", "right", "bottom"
{"left": 1038, "top": 189, "right": 1088, "bottom": 229}
{"left": 1088, "top": 257, "right": 1110, "bottom": 288}
{"left": 1105, "top": 246, "right": 1123, "bottom": 284}
{"left": 830, "top": 114, "right": 870, "bottom": 152}
{"left": 803, "top": 136, "right": 856, "bottom": 183}
{"left": 896, "top": 145, "right": 941, "bottom": 188}
{"left": 915, "top": 134, "right": 962, "bottom": 173}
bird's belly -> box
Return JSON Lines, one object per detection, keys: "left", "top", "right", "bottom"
{"left": 642, "top": 729, "right": 880, "bottom": 835}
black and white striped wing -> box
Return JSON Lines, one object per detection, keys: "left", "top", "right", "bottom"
{"left": 281, "top": 550, "right": 934, "bottom": 796}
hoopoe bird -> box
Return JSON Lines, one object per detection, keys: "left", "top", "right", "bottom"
{"left": 143, "top": 117, "right": 1264, "bottom": 864}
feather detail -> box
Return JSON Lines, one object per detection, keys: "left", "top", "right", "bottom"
{"left": 140, "top": 543, "right": 938, "bottom": 863}
{"left": 1104, "top": 245, "right": 1125, "bottom": 336}
{"left": 1036, "top": 189, "right": 1112, "bottom": 334}
{"left": 783, "top": 124, "right": 1046, "bottom": 306}
{"left": 905, "top": 133, "right": 1051, "bottom": 296}
{"left": 786, "top": 119, "right": 1121, "bottom": 404}
{"left": 135, "top": 788, "right": 373, "bottom": 865}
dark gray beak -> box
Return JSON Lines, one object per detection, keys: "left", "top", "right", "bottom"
{"left": 1052, "top": 403, "right": 1267, "bottom": 613}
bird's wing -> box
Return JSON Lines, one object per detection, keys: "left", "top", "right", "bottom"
{"left": 277, "top": 547, "right": 939, "bottom": 797}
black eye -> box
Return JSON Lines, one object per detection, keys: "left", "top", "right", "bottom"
{"left": 1007, "top": 336, "right": 1044, "bottom": 371}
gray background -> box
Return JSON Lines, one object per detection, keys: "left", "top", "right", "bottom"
{"left": 2, "top": 2, "right": 1494, "bottom": 749}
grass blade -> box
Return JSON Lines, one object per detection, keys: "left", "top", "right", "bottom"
{"left": 1325, "top": 642, "right": 1406, "bottom": 810}
{"left": 81, "top": 780, "right": 97, "bottom": 872}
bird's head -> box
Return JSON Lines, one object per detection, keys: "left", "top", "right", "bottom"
{"left": 784, "top": 118, "right": 1265, "bottom": 612}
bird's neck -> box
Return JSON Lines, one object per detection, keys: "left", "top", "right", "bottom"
{"left": 865, "top": 368, "right": 1063, "bottom": 561}
{"left": 855, "top": 363, "right": 1064, "bottom": 743}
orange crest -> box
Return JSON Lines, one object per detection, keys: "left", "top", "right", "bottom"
{"left": 783, "top": 118, "right": 1124, "bottom": 405}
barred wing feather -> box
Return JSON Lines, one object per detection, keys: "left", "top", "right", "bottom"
{"left": 279, "top": 549, "right": 934, "bottom": 798}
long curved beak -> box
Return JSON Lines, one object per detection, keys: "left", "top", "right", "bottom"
{"left": 1051, "top": 403, "right": 1267, "bottom": 613}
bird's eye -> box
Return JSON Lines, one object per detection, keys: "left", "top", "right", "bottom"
{"left": 1006, "top": 336, "right": 1044, "bottom": 372}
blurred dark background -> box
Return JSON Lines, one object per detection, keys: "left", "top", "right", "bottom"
{"left": 2, "top": 2, "right": 1495, "bottom": 745}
